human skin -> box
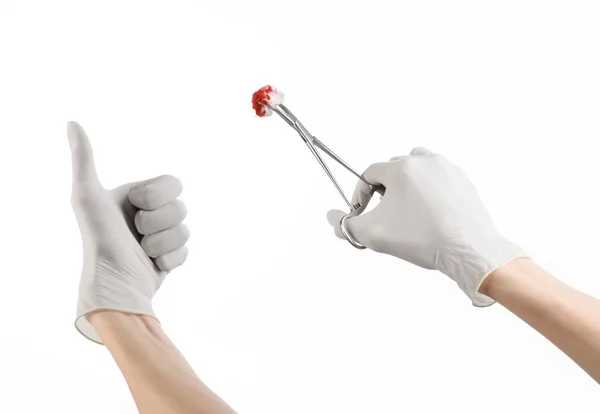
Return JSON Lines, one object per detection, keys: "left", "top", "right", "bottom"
{"left": 67, "top": 121, "right": 236, "bottom": 413}
{"left": 87, "top": 257, "right": 600, "bottom": 414}
{"left": 329, "top": 149, "right": 600, "bottom": 386}
{"left": 88, "top": 311, "right": 237, "bottom": 414}
{"left": 73, "top": 138, "right": 599, "bottom": 412}
{"left": 480, "top": 257, "right": 600, "bottom": 384}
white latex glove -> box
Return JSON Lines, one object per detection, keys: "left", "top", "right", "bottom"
{"left": 327, "top": 147, "right": 527, "bottom": 306}
{"left": 68, "top": 122, "right": 190, "bottom": 344}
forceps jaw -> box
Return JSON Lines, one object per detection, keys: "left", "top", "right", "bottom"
{"left": 258, "top": 102, "right": 313, "bottom": 144}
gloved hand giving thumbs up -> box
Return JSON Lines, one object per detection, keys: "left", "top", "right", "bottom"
{"left": 67, "top": 122, "right": 190, "bottom": 344}
{"left": 327, "top": 147, "right": 527, "bottom": 306}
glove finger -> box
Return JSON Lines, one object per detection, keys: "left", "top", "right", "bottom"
{"left": 350, "top": 179, "right": 377, "bottom": 212}
{"left": 350, "top": 162, "right": 390, "bottom": 212}
{"left": 389, "top": 147, "right": 433, "bottom": 162}
{"left": 129, "top": 175, "right": 183, "bottom": 211}
{"left": 67, "top": 121, "right": 102, "bottom": 189}
{"left": 326, "top": 209, "right": 372, "bottom": 245}
{"left": 410, "top": 147, "right": 433, "bottom": 156}
{"left": 361, "top": 162, "right": 390, "bottom": 185}
{"left": 141, "top": 223, "right": 190, "bottom": 258}
{"left": 155, "top": 246, "right": 189, "bottom": 272}
{"left": 135, "top": 199, "right": 188, "bottom": 236}
{"left": 389, "top": 155, "right": 410, "bottom": 162}
{"left": 326, "top": 209, "right": 346, "bottom": 239}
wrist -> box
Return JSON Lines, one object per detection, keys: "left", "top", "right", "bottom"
{"left": 87, "top": 311, "right": 163, "bottom": 347}
{"left": 438, "top": 235, "right": 528, "bottom": 306}
{"left": 478, "top": 257, "right": 537, "bottom": 298}
{"left": 75, "top": 290, "right": 157, "bottom": 344}
{"left": 87, "top": 310, "right": 160, "bottom": 329}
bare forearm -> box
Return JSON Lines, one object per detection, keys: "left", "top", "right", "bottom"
{"left": 480, "top": 258, "right": 600, "bottom": 383}
{"left": 88, "top": 311, "right": 236, "bottom": 414}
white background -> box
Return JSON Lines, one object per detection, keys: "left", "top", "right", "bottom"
{"left": 1, "top": 0, "right": 599, "bottom": 412}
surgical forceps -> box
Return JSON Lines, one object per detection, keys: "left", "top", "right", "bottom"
{"left": 259, "top": 102, "right": 385, "bottom": 249}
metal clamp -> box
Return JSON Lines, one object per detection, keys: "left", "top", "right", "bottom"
{"left": 260, "top": 101, "right": 384, "bottom": 251}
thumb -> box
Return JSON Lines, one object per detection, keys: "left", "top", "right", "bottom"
{"left": 326, "top": 209, "right": 370, "bottom": 245}
{"left": 326, "top": 209, "right": 346, "bottom": 239}
{"left": 67, "top": 121, "right": 100, "bottom": 187}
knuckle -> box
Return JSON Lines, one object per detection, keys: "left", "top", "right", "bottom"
{"left": 134, "top": 210, "right": 146, "bottom": 234}
{"left": 141, "top": 235, "right": 155, "bottom": 256}
{"left": 155, "top": 256, "right": 171, "bottom": 272}
{"left": 431, "top": 153, "right": 445, "bottom": 163}
{"left": 393, "top": 157, "right": 415, "bottom": 175}
{"left": 389, "top": 155, "right": 407, "bottom": 162}
{"left": 178, "top": 223, "right": 191, "bottom": 241}
{"left": 174, "top": 199, "right": 188, "bottom": 220}
{"left": 140, "top": 185, "right": 156, "bottom": 207}
{"left": 363, "top": 163, "right": 379, "bottom": 178}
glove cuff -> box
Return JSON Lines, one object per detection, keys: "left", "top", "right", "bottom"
{"left": 75, "top": 292, "right": 155, "bottom": 345}
{"left": 438, "top": 236, "right": 529, "bottom": 307}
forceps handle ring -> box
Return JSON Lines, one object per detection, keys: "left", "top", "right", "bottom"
{"left": 340, "top": 213, "right": 366, "bottom": 249}
{"left": 338, "top": 182, "right": 381, "bottom": 249}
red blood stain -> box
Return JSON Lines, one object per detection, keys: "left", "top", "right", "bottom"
{"left": 252, "top": 85, "right": 275, "bottom": 117}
